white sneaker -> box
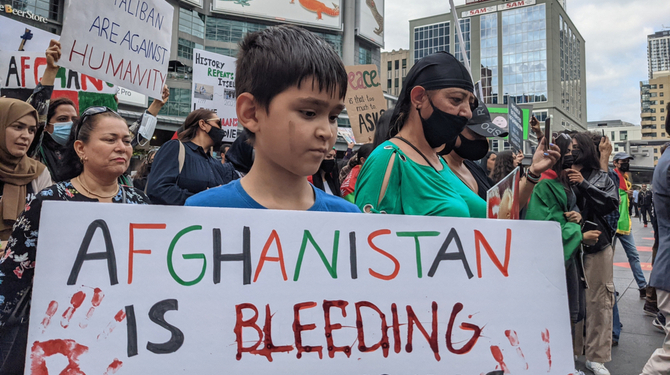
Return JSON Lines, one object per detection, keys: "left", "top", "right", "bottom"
{"left": 585, "top": 360, "right": 610, "bottom": 375}
{"left": 574, "top": 371, "right": 586, "bottom": 375}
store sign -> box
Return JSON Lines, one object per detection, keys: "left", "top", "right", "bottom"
{"left": 461, "top": 6, "right": 496, "bottom": 18}
{"left": 117, "top": 87, "right": 148, "bottom": 107}
{"left": 498, "top": 0, "right": 536, "bottom": 11}
{"left": 213, "top": 0, "right": 341, "bottom": 31}
{"left": 3, "top": 4, "right": 48, "bottom": 23}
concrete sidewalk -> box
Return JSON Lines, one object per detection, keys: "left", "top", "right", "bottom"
{"left": 575, "top": 219, "right": 661, "bottom": 375}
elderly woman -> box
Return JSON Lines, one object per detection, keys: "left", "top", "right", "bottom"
{"left": 0, "top": 99, "right": 52, "bottom": 243}
{"left": 0, "top": 106, "right": 149, "bottom": 372}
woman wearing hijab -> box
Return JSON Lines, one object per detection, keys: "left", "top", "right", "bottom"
{"left": 0, "top": 99, "right": 52, "bottom": 244}
{"left": 354, "top": 52, "right": 486, "bottom": 217}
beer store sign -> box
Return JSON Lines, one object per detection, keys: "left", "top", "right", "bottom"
{"left": 3, "top": 4, "right": 49, "bottom": 23}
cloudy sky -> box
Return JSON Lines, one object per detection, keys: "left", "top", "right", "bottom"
{"left": 383, "top": 0, "right": 670, "bottom": 125}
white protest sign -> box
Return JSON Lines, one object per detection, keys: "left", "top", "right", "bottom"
{"left": 27, "top": 202, "right": 574, "bottom": 374}
{"left": 57, "top": 0, "right": 174, "bottom": 98}
{"left": 0, "top": 51, "right": 117, "bottom": 94}
{"left": 191, "top": 49, "right": 238, "bottom": 142}
{"left": 0, "top": 16, "right": 59, "bottom": 52}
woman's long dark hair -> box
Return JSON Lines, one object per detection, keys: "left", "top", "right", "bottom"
{"left": 490, "top": 151, "right": 515, "bottom": 183}
{"left": 573, "top": 132, "right": 601, "bottom": 171}
{"left": 552, "top": 133, "right": 572, "bottom": 189}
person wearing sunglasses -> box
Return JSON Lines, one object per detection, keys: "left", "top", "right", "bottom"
{"left": 146, "top": 109, "right": 238, "bottom": 205}
{"left": 0, "top": 106, "right": 150, "bottom": 372}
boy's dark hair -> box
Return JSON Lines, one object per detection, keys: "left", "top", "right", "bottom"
{"left": 236, "top": 25, "right": 347, "bottom": 142}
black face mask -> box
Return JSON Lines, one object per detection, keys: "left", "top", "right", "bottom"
{"left": 418, "top": 98, "right": 469, "bottom": 150}
{"left": 618, "top": 162, "right": 630, "bottom": 172}
{"left": 208, "top": 126, "right": 226, "bottom": 149}
{"left": 321, "top": 159, "right": 335, "bottom": 172}
{"left": 453, "top": 134, "right": 490, "bottom": 160}
{"left": 561, "top": 154, "right": 574, "bottom": 170}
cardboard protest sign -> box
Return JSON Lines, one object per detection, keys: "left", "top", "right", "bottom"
{"left": 487, "top": 166, "right": 521, "bottom": 220}
{"left": 508, "top": 97, "right": 523, "bottom": 152}
{"left": 191, "top": 49, "right": 238, "bottom": 142}
{"left": 0, "top": 16, "right": 59, "bottom": 52}
{"left": 57, "top": 0, "right": 174, "bottom": 98}
{"left": 26, "top": 202, "right": 575, "bottom": 374}
{"left": 344, "top": 64, "right": 387, "bottom": 144}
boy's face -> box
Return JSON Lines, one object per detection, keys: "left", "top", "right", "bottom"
{"left": 254, "top": 78, "right": 345, "bottom": 177}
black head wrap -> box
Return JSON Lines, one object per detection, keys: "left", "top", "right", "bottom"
{"left": 390, "top": 51, "right": 475, "bottom": 135}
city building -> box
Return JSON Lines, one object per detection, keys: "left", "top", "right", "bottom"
{"left": 1, "top": 0, "right": 385, "bottom": 146}
{"left": 409, "top": 0, "right": 587, "bottom": 152}
{"left": 648, "top": 30, "right": 670, "bottom": 79}
{"left": 640, "top": 72, "right": 670, "bottom": 166}
{"left": 381, "top": 49, "right": 409, "bottom": 96}
{"left": 586, "top": 120, "right": 652, "bottom": 165}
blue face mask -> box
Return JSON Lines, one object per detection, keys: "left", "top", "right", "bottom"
{"left": 51, "top": 122, "right": 73, "bottom": 146}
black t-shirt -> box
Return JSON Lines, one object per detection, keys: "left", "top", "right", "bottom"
{"left": 464, "top": 159, "right": 494, "bottom": 200}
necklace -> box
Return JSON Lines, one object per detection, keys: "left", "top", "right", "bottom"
{"left": 393, "top": 136, "right": 441, "bottom": 173}
{"left": 74, "top": 175, "right": 120, "bottom": 200}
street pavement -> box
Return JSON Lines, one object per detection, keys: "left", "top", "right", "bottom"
{"left": 575, "top": 218, "right": 661, "bottom": 375}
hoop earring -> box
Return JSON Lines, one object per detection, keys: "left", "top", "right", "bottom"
{"left": 80, "top": 156, "right": 88, "bottom": 164}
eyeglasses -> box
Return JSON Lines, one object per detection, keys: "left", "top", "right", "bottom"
{"left": 76, "top": 106, "right": 119, "bottom": 140}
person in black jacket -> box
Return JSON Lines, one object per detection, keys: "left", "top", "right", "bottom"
{"left": 146, "top": 109, "right": 238, "bottom": 205}
{"left": 639, "top": 184, "right": 654, "bottom": 227}
{"left": 565, "top": 132, "right": 619, "bottom": 375}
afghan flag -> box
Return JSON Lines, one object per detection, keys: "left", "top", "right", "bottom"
{"left": 616, "top": 169, "right": 632, "bottom": 235}
{"left": 340, "top": 165, "right": 361, "bottom": 203}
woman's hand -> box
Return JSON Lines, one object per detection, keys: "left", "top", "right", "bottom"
{"left": 528, "top": 140, "right": 560, "bottom": 176}
{"left": 565, "top": 168, "right": 584, "bottom": 184}
{"left": 564, "top": 211, "right": 582, "bottom": 223}
{"left": 582, "top": 230, "right": 602, "bottom": 246}
{"left": 45, "top": 39, "right": 61, "bottom": 70}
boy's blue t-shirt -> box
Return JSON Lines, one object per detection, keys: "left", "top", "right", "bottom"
{"left": 185, "top": 179, "right": 361, "bottom": 213}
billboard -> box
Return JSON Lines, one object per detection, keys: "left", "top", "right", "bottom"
{"left": 355, "top": 0, "right": 384, "bottom": 47}
{"left": 191, "top": 49, "right": 238, "bottom": 142}
{"left": 213, "top": 0, "right": 342, "bottom": 30}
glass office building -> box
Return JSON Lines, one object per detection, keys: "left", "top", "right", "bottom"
{"left": 410, "top": 0, "right": 586, "bottom": 137}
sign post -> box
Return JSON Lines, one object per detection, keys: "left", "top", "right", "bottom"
{"left": 25, "top": 202, "right": 576, "bottom": 374}
{"left": 344, "top": 64, "right": 387, "bottom": 144}
{"left": 191, "top": 49, "right": 238, "bottom": 142}
{"left": 56, "top": 0, "right": 174, "bottom": 98}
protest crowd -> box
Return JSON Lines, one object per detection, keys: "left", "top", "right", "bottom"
{"left": 0, "top": 23, "right": 669, "bottom": 375}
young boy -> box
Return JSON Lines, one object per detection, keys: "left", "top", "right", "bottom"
{"left": 185, "top": 25, "right": 359, "bottom": 212}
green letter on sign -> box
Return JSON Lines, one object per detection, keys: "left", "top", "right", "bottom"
{"left": 168, "top": 225, "right": 207, "bottom": 286}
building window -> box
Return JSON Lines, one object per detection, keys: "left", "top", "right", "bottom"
{"left": 158, "top": 88, "right": 192, "bottom": 117}
{"left": 532, "top": 110, "right": 548, "bottom": 122}
{"left": 663, "top": 108, "right": 666, "bottom": 112}
{"left": 662, "top": 84, "right": 665, "bottom": 89}
{"left": 402, "top": 59, "right": 407, "bottom": 68}
{"left": 395, "top": 60, "right": 399, "bottom": 70}
{"left": 388, "top": 61, "right": 392, "bottom": 70}
{"left": 387, "top": 79, "right": 392, "bottom": 89}
{"left": 359, "top": 46, "right": 372, "bottom": 64}
{"left": 480, "top": 13, "right": 498, "bottom": 104}
{"left": 6, "top": 0, "right": 59, "bottom": 21}
{"left": 455, "top": 18, "right": 471, "bottom": 68}
{"left": 204, "top": 46, "right": 238, "bottom": 58}
{"left": 662, "top": 116, "right": 666, "bottom": 121}
{"left": 661, "top": 92, "right": 665, "bottom": 97}
{"left": 395, "top": 78, "right": 399, "bottom": 87}
{"left": 502, "top": 3, "right": 548, "bottom": 104}
{"left": 611, "top": 131, "right": 615, "bottom": 141}
{"left": 179, "top": 8, "right": 205, "bottom": 39}
{"left": 620, "top": 131, "right": 628, "bottom": 141}
{"left": 414, "top": 22, "right": 450, "bottom": 63}
{"left": 177, "top": 38, "right": 202, "bottom": 60}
